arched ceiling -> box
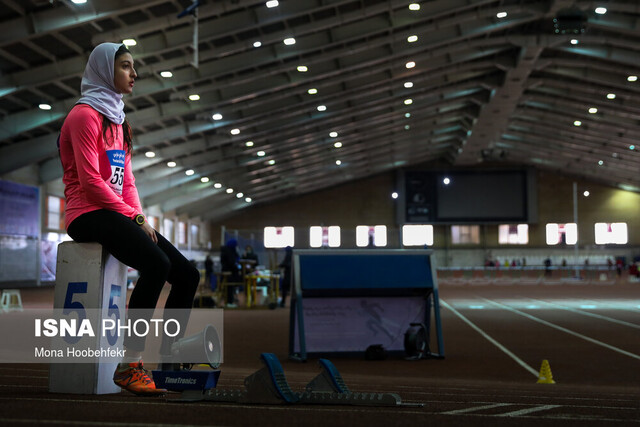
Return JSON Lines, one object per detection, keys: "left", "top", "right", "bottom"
{"left": 0, "top": 0, "right": 639, "bottom": 222}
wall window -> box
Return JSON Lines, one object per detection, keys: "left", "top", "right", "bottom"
{"left": 147, "top": 216, "right": 158, "bottom": 230}
{"left": 190, "top": 224, "right": 199, "bottom": 247}
{"left": 356, "top": 225, "right": 387, "bottom": 247}
{"left": 451, "top": 225, "right": 480, "bottom": 244}
{"left": 309, "top": 226, "right": 340, "bottom": 248}
{"left": 178, "top": 221, "right": 187, "bottom": 245}
{"left": 46, "top": 195, "right": 65, "bottom": 230}
{"left": 594, "top": 222, "right": 628, "bottom": 244}
{"left": 264, "top": 226, "right": 295, "bottom": 248}
{"left": 402, "top": 224, "right": 433, "bottom": 246}
{"left": 498, "top": 224, "right": 529, "bottom": 244}
{"left": 163, "top": 218, "right": 174, "bottom": 243}
{"left": 546, "top": 223, "right": 577, "bottom": 245}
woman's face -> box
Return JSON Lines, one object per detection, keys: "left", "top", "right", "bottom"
{"left": 113, "top": 53, "right": 137, "bottom": 94}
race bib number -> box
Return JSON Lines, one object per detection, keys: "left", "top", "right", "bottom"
{"left": 106, "top": 150, "right": 125, "bottom": 195}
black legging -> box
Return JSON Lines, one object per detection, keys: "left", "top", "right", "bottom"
{"left": 67, "top": 209, "right": 199, "bottom": 353}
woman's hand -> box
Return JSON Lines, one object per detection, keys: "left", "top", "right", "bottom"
{"left": 140, "top": 222, "right": 158, "bottom": 244}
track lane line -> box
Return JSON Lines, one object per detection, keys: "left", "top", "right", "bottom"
{"left": 440, "top": 299, "right": 539, "bottom": 377}
{"left": 526, "top": 298, "right": 640, "bottom": 329}
{"left": 495, "top": 404, "right": 561, "bottom": 417}
{"left": 440, "top": 403, "right": 511, "bottom": 415}
{"left": 482, "top": 298, "right": 640, "bottom": 360}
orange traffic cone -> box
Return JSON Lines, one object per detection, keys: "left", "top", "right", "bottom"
{"left": 537, "top": 359, "right": 556, "bottom": 384}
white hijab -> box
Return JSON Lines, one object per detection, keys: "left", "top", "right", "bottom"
{"left": 76, "top": 43, "right": 126, "bottom": 125}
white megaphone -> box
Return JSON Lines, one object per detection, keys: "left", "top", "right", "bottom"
{"left": 170, "top": 324, "right": 221, "bottom": 369}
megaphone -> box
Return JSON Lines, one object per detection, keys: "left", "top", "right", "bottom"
{"left": 171, "top": 324, "right": 221, "bottom": 369}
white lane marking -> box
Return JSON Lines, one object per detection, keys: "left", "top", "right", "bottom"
{"left": 528, "top": 298, "right": 640, "bottom": 329}
{"left": 482, "top": 298, "right": 640, "bottom": 360}
{"left": 440, "top": 299, "right": 539, "bottom": 377}
{"left": 496, "top": 404, "right": 561, "bottom": 417}
{"left": 441, "top": 403, "right": 511, "bottom": 415}
{"left": 0, "top": 420, "right": 194, "bottom": 427}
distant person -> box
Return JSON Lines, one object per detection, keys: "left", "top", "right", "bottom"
{"left": 242, "top": 245, "right": 259, "bottom": 265}
{"left": 220, "top": 239, "right": 241, "bottom": 306}
{"left": 561, "top": 259, "right": 567, "bottom": 267}
{"left": 279, "top": 246, "right": 292, "bottom": 308}
{"left": 205, "top": 255, "right": 214, "bottom": 289}
{"left": 544, "top": 257, "right": 552, "bottom": 277}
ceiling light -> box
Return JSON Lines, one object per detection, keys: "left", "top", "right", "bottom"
{"left": 188, "top": 94, "right": 200, "bottom": 101}
{"left": 606, "top": 93, "right": 616, "bottom": 99}
{"left": 145, "top": 151, "right": 155, "bottom": 158}
{"left": 266, "top": 0, "right": 279, "bottom": 8}
{"left": 329, "top": 132, "right": 338, "bottom": 138}
{"left": 628, "top": 75, "right": 638, "bottom": 82}
{"left": 253, "top": 41, "right": 262, "bottom": 48}
{"left": 257, "top": 151, "right": 266, "bottom": 157}
{"left": 496, "top": 11, "right": 507, "bottom": 18}
{"left": 335, "top": 160, "right": 342, "bottom": 165}
{"left": 334, "top": 142, "right": 342, "bottom": 148}
{"left": 404, "top": 99, "right": 413, "bottom": 105}
{"left": 245, "top": 197, "right": 252, "bottom": 203}
{"left": 571, "top": 39, "right": 579, "bottom": 45}
{"left": 226, "top": 188, "right": 234, "bottom": 194}
{"left": 122, "top": 39, "right": 137, "bottom": 46}
{"left": 212, "top": 113, "right": 223, "bottom": 120}
{"left": 595, "top": 7, "right": 607, "bottom": 14}
{"left": 408, "top": 3, "right": 420, "bottom": 11}
{"left": 404, "top": 81, "right": 413, "bottom": 88}
{"left": 588, "top": 107, "right": 598, "bottom": 114}
{"left": 160, "top": 71, "right": 173, "bottom": 78}
{"left": 308, "top": 88, "right": 318, "bottom": 94}
{"left": 38, "top": 103, "right": 52, "bottom": 110}
{"left": 201, "top": 177, "right": 209, "bottom": 183}
{"left": 71, "top": 0, "right": 87, "bottom": 3}
{"left": 236, "top": 192, "right": 244, "bottom": 198}
{"left": 283, "top": 37, "right": 296, "bottom": 45}
{"left": 443, "top": 177, "right": 451, "bottom": 185}
{"left": 230, "top": 128, "right": 240, "bottom": 135}
{"left": 574, "top": 120, "right": 582, "bottom": 126}
{"left": 267, "top": 159, "right": 275, "bottom": 165}
{"left": 391, "top": 192, "right": 398, "bottom": 199}
{"left": 598, "top": 160, "right": 604, "bottom": 166}
{"left": 405, "top": 61, "right": 416, "bottom": 69}
{"left": 185, "top": 169, "right": 194, "bottom": 176}
{"left": 630, "top": 145, "right": 635, "bottom": 150}
{"left": 214, "top": 183, "right": 222, "bottom": 188}
{"left": 167, "top": 161, "right": 176, "bottom": 168}
{"left": 404, "top": 125, "right": 410, "bottom": 130}
{"left": 407, "top": 35, "right": 418, "bottom": 43}
{"left": 297, "top": 65, "right": 308, "bottom": 72}
{"left": 405, "top": 113, "right": 411, "bottom": 118}
{"left": 317, "top": 105, "right": 327, "bottom": 111}
{"left": 583, "top": 190, "right": 590, "bottom": 197}
{"left": 245, "top": 141, "right": 254, "bottom": 147}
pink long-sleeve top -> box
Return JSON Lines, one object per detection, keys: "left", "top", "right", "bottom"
{"left": 60, "top": 104, "right": 143, "bottom": 230}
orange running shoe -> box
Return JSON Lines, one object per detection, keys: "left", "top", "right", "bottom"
{"left": 113, "top": 360, "right": 166, "bottom": 396}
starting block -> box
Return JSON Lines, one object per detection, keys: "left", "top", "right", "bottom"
{"left": 169, "top": 353, "right": 422, "bottom": 407}
{"left": 0, "top": 289, "right": 23, "bottom": 312}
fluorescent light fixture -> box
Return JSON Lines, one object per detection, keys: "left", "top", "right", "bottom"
{"left": 167, "top": 161, "right": 176, "bottom": 167}
{"left": 212, "top": 113, "right": 223, "bottom": 120}
{"left": 583, "top": 190, "right": 590, "bottom": 197}
{"left": 214, "top": 183, "right": 222, "bottom": 188}
{"left": 574, "top": 120, "right": 582, "bottom": 126}
{"left": 595, "top": 7, "right": 607, "bottom": 14}
{"left": 571, "top": 39, "right": 578, "bottom": 45}
{"left": 39, "top": 103, "right": 52, "bottom": 110}
{"left": 145, "top": 151, "right": 155, "bottom": 158}
{"left": 409, "top": 3, "right": 420, "bottom": 11}
{"left": 405, "top": 113, "right": 411, "bottom": 118}
{"left": 245, "top": 197, "right": 252, "bottom": 203}
{"left": 630, "top": 145, "right": 635, "bottom": 150}
{"left": 404, "top": 99, "right": 413, "bottom": 105}
{"left": 297, "top": 65, "right": 308, "bottom": 72}
{"left": 628, "top": 75, "right": 638, "bottom": 82}
{"left": 257, "top": 151, "right": 266, "bottom": 157}
{"left": 160, "top": 71, "right": 173, "bottom": 78}
{"left": 405, "top": 61, "right": 416, "bottom": 68}
{"left": 496, "top": 11, "right": 507, "bottom": 18}
{"left": 122, "top": 39, "right": 137, "bottom": 46}
{"left": 283, "top": 38, "right": 296, "bottom": 45}
{"left": 607, "top": 93, "right": 616, "bottom": 99}
{"left": 71, "top": 0, "right": 87, "bottom": 3}
{"left": 236, "top": 192, "right": 244, "bottom": 198}
{"left": 253, "top": 41, "right": 262, "bottom": 48}
{"left": 226, "top": 188, "right": 234, "bottom": 194}
{"left": 230, "top": 128, "right": 240, "bottom": 135}
{"left": 588, "top": 107, "right": 598, "bottom": 113}
{"left": 598, "top": 160, "right": 604, "bottom": 166}
{"left": 329, "top": 132, "right": 338, "bottom": 138}
{"left": 267, "top": 159, "right": 275, "bottom": 165}
{"left": 317, "top": 105, "right": 327, "bottom": 111}
{"left": 266, "top": 0, "right": 279, "bottom": 8}
{"left": 188, "top": 94, "right": 200, "bottom": 101}
{"left": 334, "top": 142, "right": 342, "bottom": 148}
{"left": 245, "top": 141, "right": 254, "bottom": 147}
{"left": 201, "top": 177, "right": 209, "bottom": 183}
{"left": 391, "top": 192, "right": 398, "bottom": 199}
{"left": 404, "top": 125, "right": 410, "bottom": 130}
{"left": 404, "top": 81, "right": 413, "bottom": 88}
{"left": 185, "top": 169, "right": 194, "bottom": 176}
{"left": 407, "top": 35, "right": 418, "bottom": 43}
{"left": 308, "top": 88, "right": 318, "bottom": 94}
{"left": 443, "top": 177, "right": 451, "bottom": 185}
{"left": 335, "top": 160, "right": 342, "bottom": 165}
